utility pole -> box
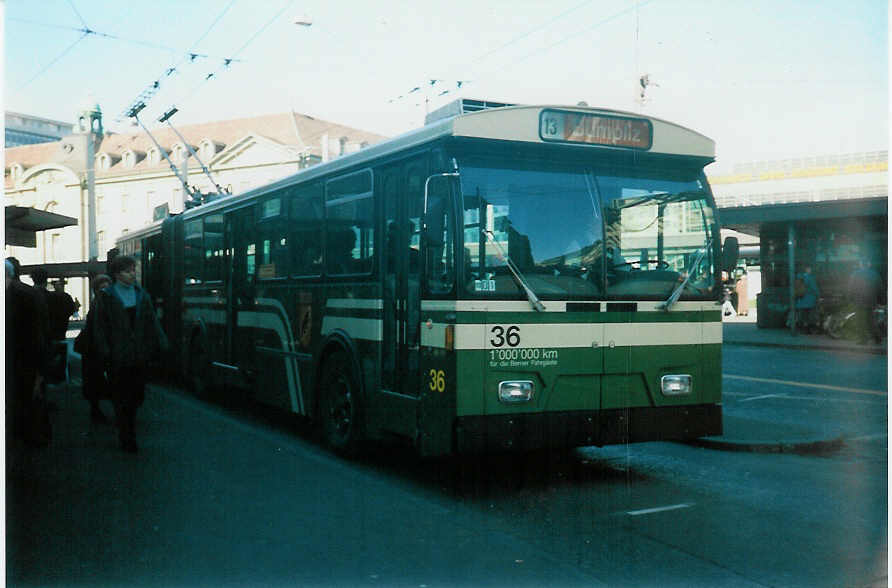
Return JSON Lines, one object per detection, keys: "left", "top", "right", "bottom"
{"left": 85, "top": 132, "right": 98, "bottom": 262}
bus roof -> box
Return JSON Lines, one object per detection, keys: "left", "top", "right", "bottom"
{"left": 121, "top": 104, "right": 715, "bottom": 236}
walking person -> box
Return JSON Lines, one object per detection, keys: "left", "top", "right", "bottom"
{"left": 50, "top": 279, "right": 76, "bottom": 338}
{"left": 74, "top": 274, "right": 112, "bottom": 424}
{"left": 735, "top": 271, "right": 749, "bottom": 316}
{"left": 792, "top": 265, "right": 820, "bottom": 333}
{"left": 5, "top": 259, "right": 51, "bottom": 447}
{"left": 31, "top": 268, "right": 75, "bottom": 383}
{"left": 92, "top": 256, "right": 168, "bottom": 453}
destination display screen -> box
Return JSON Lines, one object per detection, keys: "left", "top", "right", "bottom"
{"left": 539, "top": 109, "right": 652, "bottom": 150}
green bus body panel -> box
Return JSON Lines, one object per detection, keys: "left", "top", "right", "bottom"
{"left": 446, "top": 308, "right": 721, "bottom": 424}
{"left": 455, "top": 343, "right": 720, "bottom": 416}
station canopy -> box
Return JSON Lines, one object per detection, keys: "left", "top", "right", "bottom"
{"left": 5, "top": 205, "right": 78, "bottom": 247}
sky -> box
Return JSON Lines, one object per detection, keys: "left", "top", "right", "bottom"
{"left": 3, "top": 0, "right": 888, "bottom": 172}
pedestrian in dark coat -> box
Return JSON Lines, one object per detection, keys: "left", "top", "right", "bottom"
{"left": 74, "top": 274, "right": 112, "bottom": 424}
{"left": 31, "top": 267, "right": 75, "bottom": 383}
{"left": 92, "top": 256, "right": 168, "bottom": 453}
{"left": 5, "top": 259, "right": 50, "bottom": 447}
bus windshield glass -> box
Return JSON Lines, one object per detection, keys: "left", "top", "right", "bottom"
{"left": 597, "top": 169, "right": 716, "bottom": 299}
{"left": 458, "top": 157, "right": 717, "bottom": 300}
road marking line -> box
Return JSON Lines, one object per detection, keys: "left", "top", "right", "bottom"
{"left": 724, "top": 374, "right": 886, "bottom": 396}
{"left": 725, "top": 390, "right": 878, "bottom": 405}
{"left": 738, "top": 393, "right": 787, "bottom": 403}
{"left": 627, "top": 503, "right": 694, "bottom": 516}
{"left": 848, "top": 433, "right": 888, "bottom": 442}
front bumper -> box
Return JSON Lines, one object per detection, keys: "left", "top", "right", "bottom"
{"left": 455, "top": 404, "right": 722, "bottom": 453}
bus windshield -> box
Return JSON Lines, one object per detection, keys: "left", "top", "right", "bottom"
{"left": 458, "top": 157, "right": 717, "bottom": 300}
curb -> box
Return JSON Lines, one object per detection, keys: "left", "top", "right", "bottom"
{"left": 723, "top": 340, "right": 887, "bottom": 356}
{"left": 683, "top": 436, "right": 846, "bottom": 455}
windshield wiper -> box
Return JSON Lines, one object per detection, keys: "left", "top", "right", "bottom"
{"left": 658, "top": 237, "right": 712, "bottom": 311}
{"left": 615, "top": 190, "right": 705, "bottom": 210}
{"left": 483, "top": 230, "right": 546, "bottom": 312}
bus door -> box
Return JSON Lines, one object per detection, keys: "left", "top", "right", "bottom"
{"left": 225, "top": 207, "right": 259, "bottom": 388}
{"left": 161, "top": 216, "right": 184, "bottom": 373}
{"left": 380, "top": 160, "right": 426, "bottom": 430}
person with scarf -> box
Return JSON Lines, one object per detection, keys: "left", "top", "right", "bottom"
{"left": 92, "top": 256, "right": 168, "bottom": 453}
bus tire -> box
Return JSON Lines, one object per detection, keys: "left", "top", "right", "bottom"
{"left": 319, "top": 350, "right": 364, "bottom": 455}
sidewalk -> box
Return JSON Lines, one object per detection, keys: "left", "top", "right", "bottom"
{"left": 685, "top": 311, "right": 889, "bottom": 454}
{"left": 722, "top": 309, "right": 887, "bottom": 355}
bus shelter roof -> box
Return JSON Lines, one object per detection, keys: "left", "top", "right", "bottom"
{"left": 5, "top": 205, "right": 78, "bottom": 247}
{"left": 719, "top": 196, "right": 887, "bottom": 237}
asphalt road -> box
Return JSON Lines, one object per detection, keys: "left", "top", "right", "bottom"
{"left": 6, "top": 345, "right": 887, "bottom": 587}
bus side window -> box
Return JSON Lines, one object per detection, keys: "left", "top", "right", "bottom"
{"left": 326, "top": 170, "right": 374, "bottom": 276}
{"left": 290, "top": 184, "right": 323, "bottom": 276}
{"left": 184, "top": 219, "right": 203, "bottom": 285}
{"left": 424, "top": 177, "right": 455, "bottom": 294}
{"left": 406, "top": 167, "right": 424, "bottom": 274}
{"left": 228, "top": 207, "right": 257, "bottom": 303}
{"left": 204, "top": 214, "right": 224, "bottom": 282}
{"left": 257, "top": 197, "right": 289, "bottom": 279}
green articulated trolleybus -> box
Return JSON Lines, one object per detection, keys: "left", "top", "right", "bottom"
{"left": 117, "top": 99, "right": 738, "bottom": 456}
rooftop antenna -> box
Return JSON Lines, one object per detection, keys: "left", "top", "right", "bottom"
{"left": 158, "top": 106, "right": 228, "bottom": 195}
{"left": 127, "top": 101, "right": 201, "bottom": 205}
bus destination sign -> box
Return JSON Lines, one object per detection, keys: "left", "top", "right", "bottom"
{"left": 539, "top": 109, "right": 653, "bottom": 150}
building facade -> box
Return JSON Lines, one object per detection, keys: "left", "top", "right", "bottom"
{"left": 4, "top": 105, "right": 384, "bottom": 311}
{"left": 5, "top": 111, "right": 75, "bottom": 147}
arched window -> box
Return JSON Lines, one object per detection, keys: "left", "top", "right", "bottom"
{"left": 9, "top": 163, "right": 24, "bottom": 180}
{"left": 173, "top": 143, "right": 188, "bottom": 163}
{"left": 200, "top": 139, "right": 219, "bottom": 160}
{"left": 123, "top": 150, "right": 135, "bottom": 168}
{"left": 147, "top": 147, "right": 161, "bottom": 166}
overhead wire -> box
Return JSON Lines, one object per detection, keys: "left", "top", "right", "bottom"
{"left": 465, "top": 0, "right": 656, "bottom": 90}
{"left": 14, "top": 32, "right": 89, "bottom": 92}
{"left": 390, "top": 0, "right": 598, "bottom": 104}
{"left": 7, "top": 17, "right": 238, "bottom": 60}
{"left": 462, "top": 0, "right": 596, "bottom": 70}
{"left": 117, "top": 0, "right": 239, "bottom": 122}
{"left": 168, "top": 0, "right": 296, "bottom": 113}
{"left": 66, "top": 0, "right": 89, "bottom": 29}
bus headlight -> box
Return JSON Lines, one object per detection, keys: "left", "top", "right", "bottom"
{"left": 499, "top": 380, "right": 535, "bottom": 403}
{"left": 661, "top": 374, "right": 692, "bottom": 396}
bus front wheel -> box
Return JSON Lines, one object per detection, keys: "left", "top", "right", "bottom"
{"left": 319, "top": 350, "right": 364, "bottom": 454}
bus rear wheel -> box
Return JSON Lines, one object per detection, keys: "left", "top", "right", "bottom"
{"left": 319, "top": 350, "right": 363, "bottom": 454}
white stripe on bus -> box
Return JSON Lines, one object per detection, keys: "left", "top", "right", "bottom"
{"left": 331, "top": 317, "right": 722, "bottom": 348}
{"left": 185, "top": 296, "right": 305, "bottom": 415}
{"left": 326, "top": 298, "right": 384, "bottom": 310}
{"left": 321, "top": 316, "right": 384, "bottom": 342}
{"left": 604, "top": 321, "right": 722, "bottom": 347}
{"left": 420, "top": 300, "right": 719, "bottom": 313}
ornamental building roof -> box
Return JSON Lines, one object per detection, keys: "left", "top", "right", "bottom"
{"left": 5, "top": 111, "right": 385, "bottom": 189}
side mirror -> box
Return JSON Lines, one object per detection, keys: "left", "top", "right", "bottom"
{"left": 721, "top": 236, "right": 739, "bottom": 272}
